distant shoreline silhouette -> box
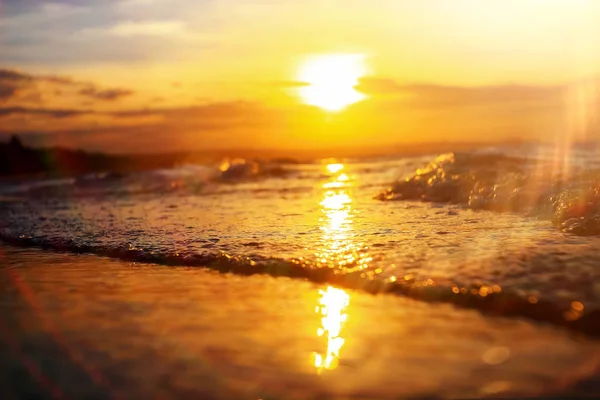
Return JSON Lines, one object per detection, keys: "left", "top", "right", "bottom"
{"left": 1, "top": 134, "right": 591, "bottom": 179}
{"left": 0, "top": 135, "right": 174, "bottom": 178}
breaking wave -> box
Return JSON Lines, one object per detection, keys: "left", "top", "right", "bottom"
{"left": 376, "top": 153, "right": 600, "bottom": 235}
{"left": 3, "top": 147, "right": 600, "bottom": 339}
{"left": 1, "top": 231, "right": 599, "bottom": 338}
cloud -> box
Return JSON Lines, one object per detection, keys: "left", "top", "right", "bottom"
{"left": 0, "top": 0, "right": 207, "bottom": 64}
{"left": 44, "top": 75, "right": 76, "bottom": 85}
{"left": 78, "top": 86, "right": 133, "bottom": 101}
{"left": 0, "top": 100, "right": 278, "bottom": 152}
{"left": 356, "top": 76, "right": 569, "bottom": 108}
{"left": 0, "top": 103, "right": 244, "bottom": 120}
{"left": 270, "top": 80, "right": 311, "bottom": 88}
{"left": 109, "top": 101, "right": 261, "bottom": 119}
{"left": 400, "top": 83, "right": 565, "bottom": 108}
{"left": 0, "top": 69, "right": 33, "bottom": 102}
{"left": 356, "top": 77, "right": 403, "bottom": 94}
{"left": 0, "top": 124, "right": 168, "bottom": 152}
{"left": 0, "top": 85, "right": 18, "bottom": 101}
{"left": 86, "top": 20, "right": 189, "bottom": 38}
{"left": 0, "top": 98, "right": 290, "bottom": 153}
{"left": 0, "top": 69, "right": 33, "bottom": 82}
{"left": 0, "top": 106, "right": 90, "bottom": 118}
{"left": 0, "top": 67, "right": 135, "bottom": 105}
{"left": 0, "top": 68, "right": 76, "bottom": 87}
{"left": 117, "top": 0, "right": 162, "bottom": 8}
{"left": 0, "top": 101, "right": 270, "bottom": 138}
{"left": 1, "top": 66, "right": 598, "bottom": 153}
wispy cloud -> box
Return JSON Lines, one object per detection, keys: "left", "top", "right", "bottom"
{"left": 399, "top": 83, "right": 565, "bottom": 108}
{"left": 0, "top": 69, "right": 32, "bottom": 82}
{"left": 0, "top": 106, "right": 90, "bottom": 118}
{"left": 108, "top": 20, "right": 187, "bottom": 37}
{"left": 80, "top": 19, "right": 191, "bottom": 39}
{"left": 1, "top": 67, "right": 598, "bottom": 152}
{"left": 0, "top": 69, "right": 33, "bottom": 101}
{"left": 356, "top": 77, "right": 569, "bottom": 108}
{"left": 355, "top": 78, "right": 403, "bottom": 95}
{"left": 0, "top": 0, "right": 211, "bottom": 64}
{"left": 270, "top": 80, "right": 311, "bottom": 88}
{"left": 78, "top": 86, "right": 133, "bottom": 101}
{"left": 0, "top": 67, "right": 134, "bottom": 105}
{"left": 0, "top": 86, "right": 18, "bottom": 101}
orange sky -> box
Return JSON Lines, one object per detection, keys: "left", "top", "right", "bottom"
{"left": 1, "top": 0, "right": 599, "bottom": 153}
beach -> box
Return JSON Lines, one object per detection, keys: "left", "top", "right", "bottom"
{"left": 2, "top": 0, "right": 600, "bottom": 397}
{"left": 3, "top": 1, "right": 600, "bottom": 397}
{"left": 1, "top": 149, "right": 600, "bottom": 398}
{"left": 2, "top": 246, "right": 600, "bottom": 399}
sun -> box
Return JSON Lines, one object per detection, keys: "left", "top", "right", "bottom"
{"left": 297, "top": 54, "right": 368, "bottom": 112}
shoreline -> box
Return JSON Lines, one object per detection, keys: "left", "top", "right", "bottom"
{"left": 1, "top": 245, "right": 600, "bottom": 398}
{"left": 2, "top": 237, "right": 600, "bottom": 341}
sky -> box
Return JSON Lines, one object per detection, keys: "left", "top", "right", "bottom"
{"left": 1, "top": 0, "right": 599, "bottom": 153}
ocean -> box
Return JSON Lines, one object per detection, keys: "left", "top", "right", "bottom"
{"left": 1, "top": 143, "right": 600, "bottom": 398}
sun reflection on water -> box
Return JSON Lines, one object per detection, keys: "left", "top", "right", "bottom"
{"left": 315, "top": 163, "right": 372, "bottom": 272}
{"left": 313, "top": 286, "right": 350, "bottom": 371}
{"left": 310, "top": 163, "right": 368, "bottom": 370}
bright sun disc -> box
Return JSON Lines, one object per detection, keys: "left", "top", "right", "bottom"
{"left": 297, "top": 54, "right": 367, "bottom": 112}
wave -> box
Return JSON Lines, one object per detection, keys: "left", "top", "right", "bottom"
{"left": 0, "top": 177, "right": 76, "bottom": 196}
{"left": 376, "top": 152, "right": 600, "bottom": 235}
{"left": 3, "top": 148, "right": 600, "bottom": 339}
{"left": 217, "top": 158, "right": 294, "bottom": 182}
{"left": 0, "top": 158, "right": 308, "bottom": 198}
{"left": 0, "top": 156, "right": 411, "bottom": 199}
{"left": 1, "top": 231, "right": 599, "bottom": 339}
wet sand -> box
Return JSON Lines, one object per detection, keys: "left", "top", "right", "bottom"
{"left": 1, "top": 245, "right": 600, "bottom": 399}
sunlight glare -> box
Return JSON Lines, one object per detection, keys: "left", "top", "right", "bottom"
{"left": 313, "top": 286, "right": 350, "bottom": 371}
{"left": 320, "top": 192, "right": 351, "bottom": 211}
{"left": 326, "top": 163, "right": 344, "bottom": 174}
{"left": 315, "top": 167, "right": 372, "bottom": 272}
{"left": 297, "top": 54, "right": 367, "bottom": 112}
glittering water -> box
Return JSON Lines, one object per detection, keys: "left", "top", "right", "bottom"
{"left": 1, "top": 144, "right": 600, "bottom": 335}
{"left": 2, "top": 247, "right": 600, "bottom": 399}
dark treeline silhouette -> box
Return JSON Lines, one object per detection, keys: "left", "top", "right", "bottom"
{"left": 0, "top": 134, "right": 556, "bottom": 179}
{"left": 0, "top": 135, "right": 183, "bottom": 178}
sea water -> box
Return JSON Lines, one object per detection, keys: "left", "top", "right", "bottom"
{"left": 1, "top": 143, "right": 600, "bottom": 336}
